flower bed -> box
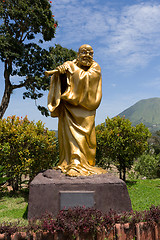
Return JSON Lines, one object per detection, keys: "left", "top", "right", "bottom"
{"left": 0, "top": 223, "right": 159, "bottom": 240}
{"left": 0, "top": 206, "right": 160, "bottom": 240}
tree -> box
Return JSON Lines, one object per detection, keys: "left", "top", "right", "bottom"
{"left": 23, "top": 44, "right": 77, "bottom": 116}
{"left": 96, "top": 116, "right": 151, "bottom": 181}
{"left": 0, "top": 0, "right": 77, "bottom": 118}
{"left": 0, "top": 115, "right": 57, "bottom": 191}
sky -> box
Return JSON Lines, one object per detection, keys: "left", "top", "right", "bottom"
{"left": 1, "top": 0, "right": 160, "bottom": 130}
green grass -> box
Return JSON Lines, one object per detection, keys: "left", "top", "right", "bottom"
{"left": 0, "top": 179, "right": 160, "bottom": 222}
{"left": 126, "top": 178, "right": 160, "bottom": 211}
{"left": 0, "top": 190, "right": 28, "bottom": 223}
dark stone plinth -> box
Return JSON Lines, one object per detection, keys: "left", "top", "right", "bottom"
{"left": 28, "top": 169, "right": 132, "bottom": 219}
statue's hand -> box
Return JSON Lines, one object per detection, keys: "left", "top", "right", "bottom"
{"left": 56, "top": 63, "right": 71, "bottom": 74}
{"left": 48, "top": 103, "right": 54, "bottom": 112}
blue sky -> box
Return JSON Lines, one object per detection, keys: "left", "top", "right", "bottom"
{"left": 1, "top": 0, "right": 160, "bottom": 130}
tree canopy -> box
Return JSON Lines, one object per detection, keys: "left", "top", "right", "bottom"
{"left": 96, "top": 116, "right": 151, "bottom": 181}
{"left": 0, "top": 0, "right": 77, "bottom": 118}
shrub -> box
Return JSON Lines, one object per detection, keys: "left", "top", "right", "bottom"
{"left": 41, "top": 207, "right": 113, "bottom": 238}
{"left": 0, "top": 116, "right": 57, "bottom": 191}
{"left": 144, "top": 205, "right": 160, "bottom": 224}
{"left": 0, "top": 222, "right": 18, "bottom": 235}
{"left": 134, "top": 153, "right": 159, "bottom": 179}
{"left": 0, "top": 206, "right": 160, "bottom": 238}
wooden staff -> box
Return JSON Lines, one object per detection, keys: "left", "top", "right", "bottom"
{"left": 44, "top": 69, "right": 58, "bottom": 77}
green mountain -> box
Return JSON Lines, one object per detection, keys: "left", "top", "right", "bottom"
{"left": 118, "top": 97, "right": 160, "bottom": 133}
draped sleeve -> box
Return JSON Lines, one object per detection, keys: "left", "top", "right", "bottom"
{"left": 61, "top": 61, "right": 102, "bottom": 111}
{"left": 47, "top": 72, "right": 61, "bottom": 117}
{"left": 48, "top": 60, "right": 102, "bottom": 115}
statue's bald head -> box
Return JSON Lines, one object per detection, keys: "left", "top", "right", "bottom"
{"left": 77, "top": 44, "right": 94, "bottom": 67}
{"left": 78, "top": 44, "right": 93, "bottom": 53}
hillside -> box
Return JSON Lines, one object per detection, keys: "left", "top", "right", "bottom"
{"left": 118, "top": 97, "right": 160, "bottom": 133}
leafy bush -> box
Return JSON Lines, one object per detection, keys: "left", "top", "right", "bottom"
{"left": 42, "top": 208, "right": 115, "bottom": 238}
{"left": 0, "top": 116, "right": 57, "bottom": 191}
{"left": 144, "top": 205, "right": 160, "bottom": 224}
{"left": 0, "top": 222, "right": 19, "bottom": 235}
{"left": 41, "top": 206, "right": 160, "bottom": 238}
{"left": 0, "top": 206, "right": 160, "bottom": 238}
{"left": 134, "top": 153, "right": 159, "bottom": 179}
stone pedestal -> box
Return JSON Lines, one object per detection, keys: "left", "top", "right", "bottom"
{"left": 28, "top": 169, "right": 132, "bottom": 219}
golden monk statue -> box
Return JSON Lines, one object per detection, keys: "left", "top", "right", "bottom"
{"left": 46, "top": 44, "right": 106, "bottom": 177}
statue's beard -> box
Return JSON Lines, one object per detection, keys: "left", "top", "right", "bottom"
{"left": 78, "top": 57, "right": 93, "bottom": 66}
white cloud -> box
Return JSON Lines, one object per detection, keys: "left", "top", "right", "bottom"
{"left": 52, "top": 0, "right": 113, "bottom": 45}
{"left": 52, "top": 1, "right": 160, "bottom": 71}
{"left": 104, "top": 3, "right": 160, "bottom": 69}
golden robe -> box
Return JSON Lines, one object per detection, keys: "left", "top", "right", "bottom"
{"left": 48, "top": 59, "right": 105, "bottom": 176}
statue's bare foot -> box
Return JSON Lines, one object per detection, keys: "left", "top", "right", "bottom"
{"left": 55, "top": 161, "right": 107, "bottom": 177}
{"left": 66, "top": 168, "right": 81, "bottom": 177}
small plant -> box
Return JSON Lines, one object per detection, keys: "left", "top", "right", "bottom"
{"left": 144, "top": 205, "right": 160, "bottom": 224}
{"left": 0, "top": 222, "right": 19, "bottom": 235}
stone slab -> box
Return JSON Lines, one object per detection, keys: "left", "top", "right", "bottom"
{"left": 60, "top": 191, "right": 95, "bottom": 210}
{"left": 28, "top": 169, "right": 132, "bottom": 219}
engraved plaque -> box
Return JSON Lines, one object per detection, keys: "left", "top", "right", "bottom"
{"left": 60, "top": 191, "right": 95, "bottom": 210}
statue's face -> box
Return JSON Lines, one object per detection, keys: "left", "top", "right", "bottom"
{"left": 78, "top": 45, "right": 94, "bottom": 67}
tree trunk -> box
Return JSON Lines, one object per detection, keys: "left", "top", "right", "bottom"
{"left": 123, "top": 167, "right": 126, "bottom": 182}
{"left": 0, "top": 59, "right": 32, "bottom": 118}
{"left": 119, "top": 170, "right": 122, "bottom": 179}
{"left": 0, "top": 59, "right": 13, "bottom": 119}
{"left": 0, "top": 81, "right": 12, "bottom": 119}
